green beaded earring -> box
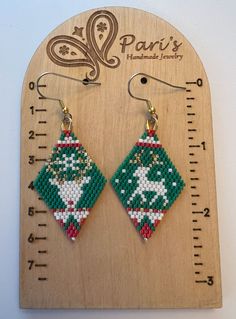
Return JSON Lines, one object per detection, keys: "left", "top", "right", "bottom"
{"left": 111, "top": 73, "right": 185, "bottom": 240}
{"left": 33, "top": 72, "right": 106, "bottom": 241}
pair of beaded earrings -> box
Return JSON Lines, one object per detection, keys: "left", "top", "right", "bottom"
{"left": 34, "top": 72, "right": 185, "bottom": 241}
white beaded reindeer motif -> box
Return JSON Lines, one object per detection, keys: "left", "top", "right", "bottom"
{"left": 47, "top": 151, "right": 92, "bottom": 208}
{"left": 127, "top": 150, "right": 169, "bottom": 207}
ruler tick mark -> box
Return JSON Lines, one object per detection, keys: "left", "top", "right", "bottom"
{"left": 194, "top": 262, "right": 203, "bottom": 266}
{"left": 195, "top": 280, "right": 207, "bottom": 283}
{"left": 36, "top": 133, "right": 47, "bottom": 137}
{"left": 35, "top": 264, "right": 47, "bottom": 267}
{"left": 35, "top": 108, "right": 47, "bottom": 112}
{"left": 38, "top": 277, "right": 48, "bottom": 281}
{"left": 38, "top": 250, "right": 47, "bottom": 254}
{"left": 38, "top": 146, "right": 47, "bottom": 149}
{"left": 189, "top": 144, "right": 200, "bottom": 148}
{"left": 35, "top": 158, "right": 46, "bottom": 162}
{"left": 186, "top": 81, "right": 197, "bottom": 85}
{"left": 188, "top": 129, "right": 197, "bottom": 132}
{"left": 35, "top": 210, "right": 47, "bottom": 214}
{"left": 38, "top": 121, "right": 47, "bottom": 124}
{"left": 38, "top": 223, "right": 47, "bottom": 227}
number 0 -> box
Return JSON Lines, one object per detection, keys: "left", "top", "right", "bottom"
{"left": 196, "top": 78, "right": 203, "bottom": 87}
{"left": 29, "top": 82, "right": 35, "bottom": 90}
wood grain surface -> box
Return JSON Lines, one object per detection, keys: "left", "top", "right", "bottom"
{"left": 20, "top": 7, "right": 222, "bottom": 308}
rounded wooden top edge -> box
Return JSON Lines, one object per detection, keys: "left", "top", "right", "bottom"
{"left": 21, "top": 6, "right": 210, "bottom": 83}
{"left": 20, "top": 6, "right": 212, "bottom": 122}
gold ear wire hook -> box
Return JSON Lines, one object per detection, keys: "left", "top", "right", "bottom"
{"left": 128, "top": 72, "right": 186, "bottom": 131}
{"left": 36, "top": 72, "right": 101, "bottom": 131}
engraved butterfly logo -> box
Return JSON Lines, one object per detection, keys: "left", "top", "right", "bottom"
{"left": 46, "top": 10, "right": 120, "bottom": 81}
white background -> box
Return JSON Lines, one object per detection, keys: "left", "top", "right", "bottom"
{"left": 0, "top": 0, "right": 235, "bottom": 318}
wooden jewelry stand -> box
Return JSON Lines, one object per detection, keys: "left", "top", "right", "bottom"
{"left": 20, "top": 7, "right": 222, "bottom": 308}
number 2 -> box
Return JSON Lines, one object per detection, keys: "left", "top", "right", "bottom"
{"left": 29, "top": 130, "right": 35, "bottom": 139}
{"left": 204, "top": 208, "right": 210, "bottom": 217}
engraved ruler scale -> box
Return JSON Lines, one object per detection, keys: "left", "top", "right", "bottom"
{"left": 20, "top": 7, "right": 222, "bottom": 308}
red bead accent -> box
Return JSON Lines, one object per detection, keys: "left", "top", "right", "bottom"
{"left": 133, "top": 218, "right": 138, "bottom": 227}
{"left": 63, "top": 130, "right": 71, "bottom": 136}
{"left": 154, "top": 220, "right": 161, "bottom": 227}
{"left": 66, "top": 223, "right": 79, "bottom": 239}
{"left": 147, "top": 129, "right": 156, "bottom": 137}
{"left": 80, "top": 218, "right": 86, "bottom": 225}
{"left": 140, "top": 223, "right": 153, "bottom": 239}
{"left": 136, "top": 142, "right": 162, "bottom": 148}
{"left": 58, "top": 219, "right": 64, "bottom": 227}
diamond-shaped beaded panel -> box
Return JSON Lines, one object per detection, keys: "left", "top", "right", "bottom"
{"left": 34, "top": 130, "right": 106, "bottom": 241}
{"left": 111, "top": 129, "right": 185, "bottom": 240}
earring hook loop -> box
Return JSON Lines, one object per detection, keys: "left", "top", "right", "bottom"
{"left": 36, "top": 72, "right": 101, "bottom": 131}
{"left": 128, "top": 72, "right": 186, "bottom": 104}
{"left": 36, "top": 72, "right": 101, "bottom": 112}
{"left": 128, "top": 72, "right": 186, "bottom": 131}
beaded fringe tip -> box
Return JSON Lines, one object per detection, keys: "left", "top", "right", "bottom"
{"left": 34, "top": 130, "right": 106, "bottom": 241}
{"left": 111, "top": 129, "right": 185, "bottom": 240}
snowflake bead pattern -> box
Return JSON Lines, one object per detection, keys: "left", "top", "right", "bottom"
{"left": 34, "top": 130, "right": 106, "bottom": 241}
{"left": 111, "top": 129, "right": 185, "bottom": 240}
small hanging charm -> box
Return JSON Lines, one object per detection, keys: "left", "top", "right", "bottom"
{"left": 111, "top": 73, "right": 185, "bottom": 240}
